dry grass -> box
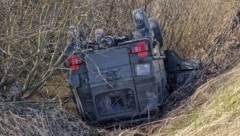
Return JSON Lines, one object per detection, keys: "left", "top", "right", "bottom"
{"left": 0, "top": 102, "right": 108, "bottom": 136}
{"left": 152, "top": 64, "right": 240, "bottom": 136}
{"left": 119, "top": 64, "right": 240, "bottom": 136}
{"left": 152, "top": 0, "right": 239, "bottom": 58}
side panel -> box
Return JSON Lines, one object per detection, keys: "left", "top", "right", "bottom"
{"left": 67, "top": 63, "right": 98, "bottom": 121}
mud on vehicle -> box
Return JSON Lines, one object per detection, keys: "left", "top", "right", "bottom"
{"left": 64, "top": 8, "right": 200, "bottom": 125}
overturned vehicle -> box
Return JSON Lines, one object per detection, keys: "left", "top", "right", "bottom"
{"left": 64, "top": 8, "right": 200, "bottom": 125}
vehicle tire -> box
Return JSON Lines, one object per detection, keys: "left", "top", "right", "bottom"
{"left": 148, "top": 18, "right": 163, "bottom": 48}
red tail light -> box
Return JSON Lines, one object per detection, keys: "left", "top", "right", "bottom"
{"left": 130, "top": 41, "right": 149, "bottom": 57}
{"left": 65, "top": 55, "right": 83, "bottom": 70}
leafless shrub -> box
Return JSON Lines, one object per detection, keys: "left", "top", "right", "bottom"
{"left": 0, "top": 0, "right": 148, "bottom": 101}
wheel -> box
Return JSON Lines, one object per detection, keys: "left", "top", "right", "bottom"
{"left": 148, "top": 18, "right": 163, "bottom": 48}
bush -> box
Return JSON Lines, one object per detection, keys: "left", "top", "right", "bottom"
{"left": 0, "top": 0, "right": 146, "bottom": 101}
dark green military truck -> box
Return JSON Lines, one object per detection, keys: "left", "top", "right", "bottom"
{"left": 64, "top": 8, "right": 200, "bottom": 125}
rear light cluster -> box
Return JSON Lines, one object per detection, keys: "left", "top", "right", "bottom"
{"left": 130, "top": 41, "right": 149, "bottom": 57}
{"left": 65, "top": 54, "right": 83, "bottom": 70}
